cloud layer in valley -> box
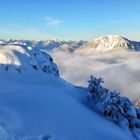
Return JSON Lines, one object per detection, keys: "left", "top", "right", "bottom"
{"left": 51, "top": 50, "right": 140, "bottom": 100}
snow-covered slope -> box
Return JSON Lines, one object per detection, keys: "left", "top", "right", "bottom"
{"left": 0, "top": 43, "right": 59, "bottom": 75}
{"left": 76, "top": 35, "right": 140, "bottom": 54}
{"left": 0, "top": 43, "right": 135, "bottom": 140}
{"left": 0, "top": 68, "right": 133, "bottom": 140}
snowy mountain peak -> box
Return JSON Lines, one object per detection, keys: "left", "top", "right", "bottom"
{"left": 94, "top": 35, "right": 134, "bottom": 50}
{"left": 76, "top": 35, "right": 140, "bottom": 54}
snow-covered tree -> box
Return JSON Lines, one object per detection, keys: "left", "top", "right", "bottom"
{"left": 87, "top": 76, "right": 140, "bottom": 129}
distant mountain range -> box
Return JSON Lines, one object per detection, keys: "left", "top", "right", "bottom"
{"left": 0, "top": 35, "right": 140, "bottom": 54}
{"left": 0, "top": 39, "right": 86, "bottom": 52}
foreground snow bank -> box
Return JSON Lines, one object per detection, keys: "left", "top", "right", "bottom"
{"left": 0, "top": 69, "right": 132, "bottom": 140}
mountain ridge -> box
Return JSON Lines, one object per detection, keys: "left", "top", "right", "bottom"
{"left": 1, "top": 35, "right": 140, "bottom": 53}
{"left": 0, "top": 44, "right": 59, "bottom": 75}
{"left": 75, "top": 35, "right": 140, "bottom": 54}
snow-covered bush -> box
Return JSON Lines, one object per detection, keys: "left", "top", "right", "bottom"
{"left": 87, "top": 76, "right": 140, "bottom": 129}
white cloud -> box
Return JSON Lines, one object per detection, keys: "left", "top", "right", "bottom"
{"left": 51, "top": 50, "right": 140, "bottom": 101}
{"left": 45, "top": 16, "right": 62, "bottom": 27}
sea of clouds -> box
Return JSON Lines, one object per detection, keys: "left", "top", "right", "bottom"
{"left": 51, "top": 50, "right": 140, "bottom": 100}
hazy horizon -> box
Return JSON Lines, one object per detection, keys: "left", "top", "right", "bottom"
{"left": 0, "top": 34, "right": 140, "bottom": 42}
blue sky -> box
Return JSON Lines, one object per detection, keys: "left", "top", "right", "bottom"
{"left": 0, "top": 0, "right": 140, "bottom": 40}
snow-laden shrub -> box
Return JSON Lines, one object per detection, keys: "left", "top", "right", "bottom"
{"left": 87, "top": 76, "right": 140, "bottom": 129}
